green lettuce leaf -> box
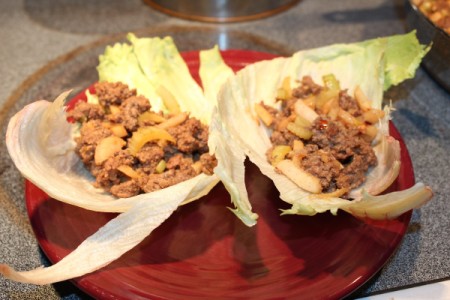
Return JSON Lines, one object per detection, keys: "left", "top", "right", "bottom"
{"left": 97, "top": 41, "right": 162, "bottom": 110}
{"left": 127, "top": 34, "right": 213, "bottom": 124}
{"left": 378, "top": 31, "right": 430, "bottom": 90}
{"left": 98, "top": 34, "right": 218, "bottom": 124}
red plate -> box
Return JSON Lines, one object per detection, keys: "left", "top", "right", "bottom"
{"left": 25, "top": 50, "right": 414, "bottom": 299}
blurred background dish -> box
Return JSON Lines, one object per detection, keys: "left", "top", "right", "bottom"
{"left": 143, "top": 0, "right": 301, "bottom": 22}
{"left": 406, "top": 0, "right": 450, "bottom": 92}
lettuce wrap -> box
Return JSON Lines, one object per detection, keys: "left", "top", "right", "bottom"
{"left": 1, "top": 35, "right": 254, "bottom": 285}
{"left": 215, "top": 31, "right": 433, "bottom": 220}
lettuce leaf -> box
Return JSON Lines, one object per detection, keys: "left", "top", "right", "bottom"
{"left": 6, "top": 92, "right": 219, "bottom": 213}
{"left": 199, "top": 45, "right": 235, "bottom": 104}
{"left": 380, "top": 31, "right": 431, "bottom": 90}
{"left": 97, "top": 41, "right": 162, "bottom": 110}
{"left": 0, "top": 173, "right": 207, "bottom": 285}
{"left": 198, "top": 46, "right": 258, "bottom": 226}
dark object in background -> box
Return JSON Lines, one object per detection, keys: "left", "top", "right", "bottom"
{"left": 406, "top": 0, "right": 450, "bottom": 92}
{"left": 144, "top": 0, "right": 301, "bottom": 22}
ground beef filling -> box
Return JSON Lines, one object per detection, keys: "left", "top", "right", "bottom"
{"left": 262, "top": 75, "right": 381, "bottom": 197}
{"left": 67, "top": 81, "right": 217, "bottom": 198}
{"left": 304, "top": 117, "right": 377, "bottom": 192}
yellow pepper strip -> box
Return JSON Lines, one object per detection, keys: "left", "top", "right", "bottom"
{"left": 128, "top": 126, "right": 176, "bottom": 155}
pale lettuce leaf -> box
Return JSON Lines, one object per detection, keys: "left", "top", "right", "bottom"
{"left": 209, "top": 114, "right": 258, "bottom": 226}
{"left": 199, "top": 45, "right": 234, "bottom": 105}
{"left": 0, "top": 173, "right": 207, "bottom": 285}
{"left": 6, "top": 95, "right": 219, "bottom": 213}
{"left": 199, "top": 46, "right": 257, "bottom": 226}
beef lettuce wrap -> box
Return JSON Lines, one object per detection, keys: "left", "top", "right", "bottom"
{"left": 215, "top": 31, "right": 433, "bottom": 220}
{"left": 1, "top": 34, "right": 254, "bottom": 285}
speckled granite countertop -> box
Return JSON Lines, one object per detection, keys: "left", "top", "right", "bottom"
{"left": 0, "top": 0, "right": 449, "bottom": 299}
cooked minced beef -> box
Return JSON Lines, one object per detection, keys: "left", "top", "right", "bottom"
{"left": 141, "top": 168, "right": 196, "bottom": 193}
{"left": 95, "top": 81, "right": 136, "bottom": 107}
{"left": 199, "top": 153, "right": 217, "bottom": 175}
{"left": 67, "top": 101, "right": 105, "bottom": 121}
{"left": 68, "top": 81, "right": 217, "bottom": 198}
{"left": 306, "top": 117, "right": 377, "bottom": 192}
{"left": 265, "top": 75, "right": 379, "bottom": 197}
{"left": 136, "top": 143, "right": 165, "bottom": 173}
{"left": 108, "top": 95, "right": 151, "bottom": 131}
{"left": 339, "top": 91, "right": 362, "bottom": 117}
{"left": 92, "top": 150, "right": 136, "bottom": 189}
{"left": 74, "top": 120, "right": 112, "bottom": 165}
{"left": 167, "top": 118, "right": 209, "bottom": 153}
{"left": 292, "top": 76, "right": 323, "bottom": 98}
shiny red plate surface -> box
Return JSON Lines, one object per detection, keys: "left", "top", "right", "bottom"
{"left": 25, "top": 50, "right": 414, "bottom": 300}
